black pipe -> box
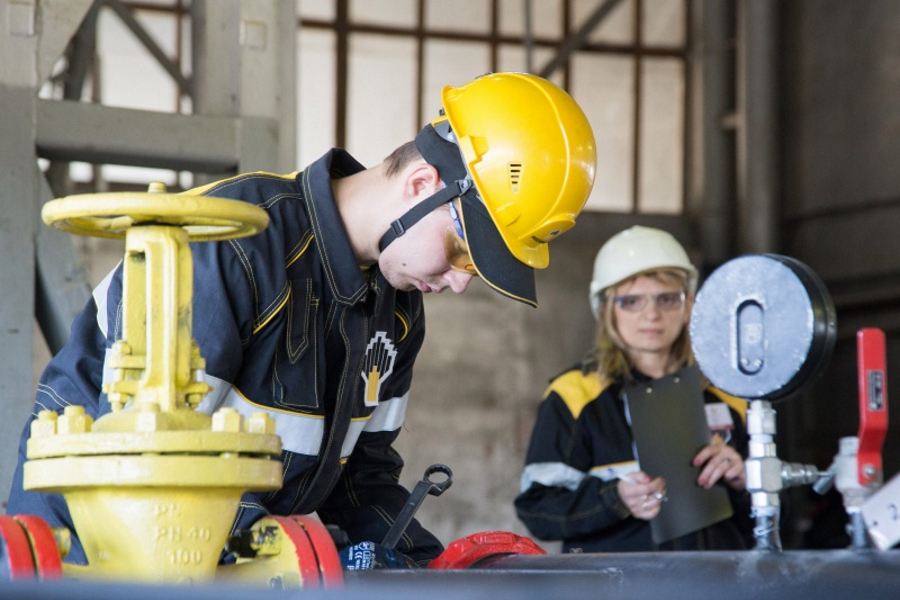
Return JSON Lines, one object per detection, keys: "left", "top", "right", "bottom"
{"left": 2, "top": 549, "right": 899, "bottom": 600}
{"left": 359, "top": 549, "right": 900, "bottom": 600}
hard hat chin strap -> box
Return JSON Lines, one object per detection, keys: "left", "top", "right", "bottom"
{"left": 378, "top": 178, "right": 473, "bottom": 252}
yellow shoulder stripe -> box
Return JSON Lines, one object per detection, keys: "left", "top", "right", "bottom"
{"left": 184, "top": 171, "right": 300, "bottom": 196}
{"left": 544, "top": 370, "right": 611, "bottom": 420}
{"left": 708, "top": 387, "right": 748, "bottom": 424}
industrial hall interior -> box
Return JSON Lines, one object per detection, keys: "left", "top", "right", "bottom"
{"left": 1, "top": 0, "right": 900, "bottom": 598}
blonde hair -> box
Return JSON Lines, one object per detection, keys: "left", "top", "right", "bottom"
{"left": 592, "top": 269, "right": 695, "bottom": 381}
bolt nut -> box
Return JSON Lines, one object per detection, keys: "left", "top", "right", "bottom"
{"left": 57, "top": 405, "right": 93, "bottom": 434}
{"left": 212, "top": 407, "right": 242, "bottom": 432}
{"left": 246, "top": 412, "right": 275, "bottom": 435}
{"left": 31, "top": 411, "right": 59, "bottom": 438}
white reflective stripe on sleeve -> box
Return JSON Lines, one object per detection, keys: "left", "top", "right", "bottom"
{"left": 339, "top": 394, "right": 409, "bottom": 459}
{"left": 340, "top": 419, "right": 367, "bottom": 459}
{"left": 520, "top": 462, "right": 587, "bottom": 493}
{"left": 93, "top": 267, "right": 117, "bottom": 338}
{"left": 362, "top": 393, "right": 409, "bottom": 433}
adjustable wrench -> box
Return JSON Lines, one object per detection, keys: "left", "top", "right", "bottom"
{"left": 381, "top": 464, "right": 453, "bottom": 549}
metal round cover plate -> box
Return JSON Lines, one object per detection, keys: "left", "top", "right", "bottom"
{"left": 689, "top": 254, "right": 836, "bottom": 401}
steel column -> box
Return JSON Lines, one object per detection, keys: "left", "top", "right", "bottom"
{"left": 736, "top": 0, "right": 780, "bottom": 254}
{"left": 0, "top": 0, "right": 94, "bottom": 510}
{"left": 688, "top": 0, "right": 737, "bottom": 271}
{"left": 191, "top": 0, "right": 296, "bottom": 175}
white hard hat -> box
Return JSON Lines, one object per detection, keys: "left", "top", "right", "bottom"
{"left": 589, "top": 225, "right": 698, "bottom": 319}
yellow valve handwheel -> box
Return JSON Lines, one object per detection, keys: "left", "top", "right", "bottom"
{"left": 42, "top": 183, "right": 269, "bottom": 241}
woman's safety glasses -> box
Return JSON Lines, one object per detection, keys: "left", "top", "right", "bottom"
{"left": 444, "top": 201, "right": 477, "bottom": 275}
{"left": 614, "top": 291, "right": 685, "bottom": 313}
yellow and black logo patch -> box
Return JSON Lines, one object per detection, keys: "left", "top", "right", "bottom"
{"left": 361, "top": 331, "right": 397, "bottom": 407}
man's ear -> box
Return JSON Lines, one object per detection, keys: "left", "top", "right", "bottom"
{"left": 403, "top": 160, "right": 441, "bottom": 205}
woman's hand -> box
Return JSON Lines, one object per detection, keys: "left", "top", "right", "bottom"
{"left": 616, "top": 471, "right": 667, "bottom": 521}
{"left": 693, "top": 442, "right": 745, "bottom": 490}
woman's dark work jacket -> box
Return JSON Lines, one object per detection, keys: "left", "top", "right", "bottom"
{"left": 515, "top": 365, "right": 753, "bottom": 553}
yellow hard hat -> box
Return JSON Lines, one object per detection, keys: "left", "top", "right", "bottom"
{"left": 437, "top": 73, "right": 597, "bottom": 305}
{"left": 381, "top": 72, "right": 596, "bottom": 306}
{"left": 443, "top": 72, "right": 596, "bottom": 261}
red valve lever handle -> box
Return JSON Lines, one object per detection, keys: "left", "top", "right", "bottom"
{"left": 857, "top": 328, "right": 888, "bottom": 487}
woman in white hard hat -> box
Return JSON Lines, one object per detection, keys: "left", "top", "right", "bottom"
{"left": 515, "top": 226, "right": 750, "bottom": 552}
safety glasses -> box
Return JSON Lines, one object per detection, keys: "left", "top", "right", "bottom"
{"left": 614, "top": 291, "right": 685, "bottom": 313}
{"left": 444, "top": 201, "right": 477, "bottom": 275}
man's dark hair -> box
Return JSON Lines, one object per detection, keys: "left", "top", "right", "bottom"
{"left": 383, "top": 141, "right": 421, "bottom": 178}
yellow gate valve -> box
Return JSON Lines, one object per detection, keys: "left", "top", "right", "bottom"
{"left": 21, "top": 183, "right": 293, "bottom": 585}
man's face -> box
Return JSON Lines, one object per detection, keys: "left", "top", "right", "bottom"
{"left": 378, "top": 200, "right": 476, "bottom": 295}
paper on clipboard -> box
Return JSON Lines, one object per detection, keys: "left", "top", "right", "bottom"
{"left": 625, "top": 365, "right": 733, "bottom": 545}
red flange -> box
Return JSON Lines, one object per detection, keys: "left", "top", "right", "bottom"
{"left": 268, "top": 516, "right": 343, "bottom": 588}
{"left": 0, "top": 515, "right": 36, "bottom": 580}
{"left": 288, "top": 516, "right": 343, "bottom": 588}
{"left": 428, "top": 531, "right": 546, "bottom": 569}
{"left": 267, "top": 516, "right": 322, "bottom": 587}
{"left": 13, "top": 515, "right": 63, "bottom": 580}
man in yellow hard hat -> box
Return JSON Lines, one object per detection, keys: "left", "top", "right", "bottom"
{"left": 8, "top": 72, "right": 596, "bottom": 569}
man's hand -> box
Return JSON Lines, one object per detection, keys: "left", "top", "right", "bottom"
{"left": 616, "top": 471, "right": 667, "bottom": 521}
{"left": 338, "top": 541, "right": 419, "bottom": 570}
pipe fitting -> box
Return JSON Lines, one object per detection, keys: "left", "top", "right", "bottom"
{"left": 781, "top": 462, "right": 820, "bottom": 488}
{"left": 745, "top": 456, "right": 783, "bottom": 493}
{"left": 747, "top": 400, "right": 777, "bottom": 435}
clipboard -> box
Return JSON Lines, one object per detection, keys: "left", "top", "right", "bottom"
{"left": 625, "top": 365, "right": 733, "bottom": 545}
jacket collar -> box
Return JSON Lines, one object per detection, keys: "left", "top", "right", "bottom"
{"left": 302, "top": 148, "right": 369, "bottom": 305}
